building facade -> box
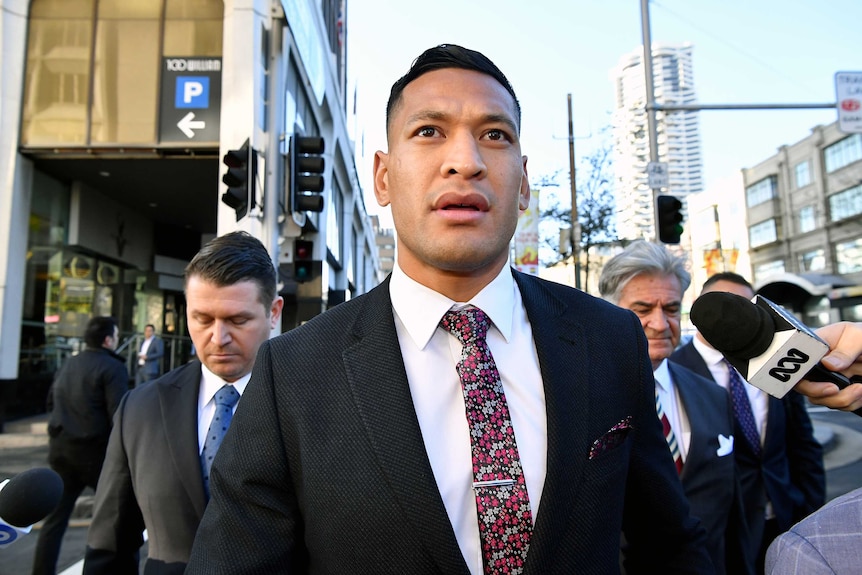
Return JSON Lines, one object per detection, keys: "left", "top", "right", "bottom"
{"left": 610, "top": 43, "right": 703, "bottom": 241}
{"left": 0, "top": 0, "right": 380, "bottom": 424}
{"left": 743, "top": 122, "right": 862, "bottom": 326}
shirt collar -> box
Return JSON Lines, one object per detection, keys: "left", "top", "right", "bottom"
{"left": 199, "top": 363, "right": 251, "bottom": 406}
{"left": 389, "top": 262, "right": 516, "bottom": 350}
{"left": 653, "top": 358, "right": 672, "bottom": 393}
{"left": 692, "top": 334, "right": 726, "bottom": 367}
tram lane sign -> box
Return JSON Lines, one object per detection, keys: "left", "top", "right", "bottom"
{"left": 835, "top": 71, "right": 862, "bottom": 134}
{"left": 159, "top": 57, "right": 222, "bottom": 143}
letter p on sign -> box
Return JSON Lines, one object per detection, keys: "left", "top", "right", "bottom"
{"left": 176, "top": 77, "right": 209, "bottom": 109}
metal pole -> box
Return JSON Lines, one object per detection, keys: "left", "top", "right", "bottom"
{"left": 567, "top": 94, "right": 582, "bottom": 290}
{"left": 641, "top": 0, "right": 660, "bottom": 241}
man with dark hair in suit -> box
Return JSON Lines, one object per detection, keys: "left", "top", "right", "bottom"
{"left": 671, "top": 271, "right": 825, "bottom": 572}
{"left": 32, "top": 316, "right": 127, "bottom": 575}
{"left": 599, "top": 241, "right": 752, "bottom": 575}
{"left": 83, "top": 231, "right": 283, "bottom": 575}
{"left": 187, "top": 45, "right": 712, "bottom": 574}
{"left": 135, "top": 324, "right": 164, "bottom": 386}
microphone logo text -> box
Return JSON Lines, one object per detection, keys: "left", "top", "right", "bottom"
{"left": 768, "top": 348, "right": 810, "bottom": 382}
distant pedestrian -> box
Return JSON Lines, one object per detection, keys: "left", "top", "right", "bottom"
{"left": 135, "top": 324, "right": 164, "bottom": 386}
{"left": 32, "top": 316, "right": 128, "bottom": 575}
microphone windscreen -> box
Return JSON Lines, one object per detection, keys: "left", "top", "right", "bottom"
{"left": 690, "top": 292, "right": 776, "bottom": 359}
{"left": 0, "top": 467, "right": 63, "bottom": 527}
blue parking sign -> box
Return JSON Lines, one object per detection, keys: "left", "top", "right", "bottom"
{"left": 176, "top": 77, "right": 209, "bottom": 109}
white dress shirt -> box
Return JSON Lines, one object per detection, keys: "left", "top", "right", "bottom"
{"left": 693, "top": 336, "right": 768, "bottom": 441}
{"left": 654, "top": 358, "right": 691, "bottom": 460}
{"left": 390, "top": 263, "right": 546, "bottom": 575}
{"left": 139, "top": 337, "right": 153, "bottom": 366}
{"left": 196, "top": 364, "right": 251, "bottom": 453}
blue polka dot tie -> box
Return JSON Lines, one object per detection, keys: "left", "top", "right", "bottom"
{"left": 200, "top": 385, "right": 240, "bottom": 499}
{"left": 441, "top": 307, "right": 532, "bottom": 575}
{"left": 724, "top": 359, "right": 761, "bottom": 457}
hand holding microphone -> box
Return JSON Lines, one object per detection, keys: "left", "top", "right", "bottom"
{"left": 0, "top": 467, "right": 63, "bottom": 548}
{"left": 690, "top": 292, "right": 862, "bottom": 417}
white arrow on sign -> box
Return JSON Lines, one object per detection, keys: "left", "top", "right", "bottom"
{"left": 177, "top": 112, "right": 205, "bottom": 138}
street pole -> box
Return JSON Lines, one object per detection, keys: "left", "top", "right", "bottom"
{"left": 567, "top": 93, "right": 582, "bottom": 290}
{"left": 641, "top": 0, "right": 661, "bottom": 243}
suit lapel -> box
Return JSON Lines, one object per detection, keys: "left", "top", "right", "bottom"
{"left": 342, "top": 281, "right": 469, "bottom": 575}
{"left": 513, "top": 272, "right": 592, "bottom": 570}
{"left": 159, "top": 361, "right": 207, "bottom": 518}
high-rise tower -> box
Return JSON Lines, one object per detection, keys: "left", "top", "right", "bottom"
{"left": 611, "top": 43, "right": 703, "bottom": 241}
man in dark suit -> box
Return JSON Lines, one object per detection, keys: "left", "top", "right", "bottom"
{"left": 670, "top": 272, "right": 825, "bottom": 572}
{"left": 82, "top": 232, "right": 283, "bottom": 575}
{"left": 135, "top": 324, "right": 164, "bottom": 386}
{"left": 599, "top": 241, "right": 752, "bottom": 575}
{"left": 32, "top": 316, "right": 127, "bottom": 575}
{"left": 186, "top": 45, "right": 712, "bottom": 574}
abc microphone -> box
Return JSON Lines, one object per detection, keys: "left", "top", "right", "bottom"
{"left": 0, "top": 467, "right": 63, "bottom": 548}
{"left": 690, "top": 292, "right": 862, "bottom": 416}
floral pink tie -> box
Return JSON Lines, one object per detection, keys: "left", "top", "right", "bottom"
{"left": 441, "top": 307, "right": 532, "bottom": 574}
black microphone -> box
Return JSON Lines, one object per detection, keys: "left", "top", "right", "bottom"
{"left": 690, "top": 292, "right": 862, "bottom": 416}
{"left": 0, "top": 467, "right": 63, "bottom": 547}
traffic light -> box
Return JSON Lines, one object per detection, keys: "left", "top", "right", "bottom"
{"left": 293, "top": 239, "right": 315, "bottom": 283}
{"left": 656, "top": 194, "right": 684, "bottom": 244}
{"left": 221, "top": 140, "right": 256, "bottom": 221}
{"left": 290, "top": 136, "right": 325, "bottom": 213}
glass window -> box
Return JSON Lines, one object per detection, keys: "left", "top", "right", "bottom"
{"left": 327, "top": 178, "right": 342, "bottom": 264}
{"left": 21, "top": 0, "right": 95, "bottom": 145}
{"left": 753, "top": 260, "right": 785, "bottom": 283}
{"left": 836, "top": 237, "right": 862, "bottom": 274}
{"left": 746, "top": 176, "right": 776, "bottom": 207}
{"left": 90, "top": 0, "right": 161, "bottom": 144}
{"left": 799, "top": 249, "right": 826, "bottom": 272}
{"left": 829, "top": 183, "right": 862, "bottom": 222}
{"left": 749, "top": 219, "right": 777, "bottom": 248}
{"left": 164, "top": 0, "right": 223, "bottom": 57}
{"left": 798, "top": 205, "right": 816, "bottom": 234}
{"left": 21, "top": 0, "right": 223, "bottom": 147}
{"left": 824, "top": 133, "right": 862, "bottom": 173}
{"left": 794, "top": 161, "right": 811, "bottom": 188}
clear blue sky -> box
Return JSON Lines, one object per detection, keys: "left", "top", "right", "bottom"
{"left": 347, "top": 0, "right": 862, "bottom": 224}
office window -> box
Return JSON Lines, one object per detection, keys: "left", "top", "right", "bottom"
{"left": 794, "top": 161, "right": 811, "bottom": 188}
{"left": 836, "top": 238, "right": 862, "bottom": 274}
{"left": 21, "top": 0, "right": 223, "bottom": 146}
{"left": 798, "top": 205, "right": 816, "bottom": 234}
{"left": 824, "top": 133, "right": 862, "bottom": 173}
{"left": 753, "top": 260, "right": 785, "bottom": 283}
{"left": 746, "top": 176, "right": 777, "bottom": 207}
{"left": 829, "top": 184, "right": 862, "bottom": 222}
{"left": 749, "top": 219, "right": 778, "bottom": 248}
{"left": 799, "top": 249, "right": 826, "bottom": 272}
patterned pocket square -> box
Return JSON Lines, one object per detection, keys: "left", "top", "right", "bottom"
{"left": 589, "top": 416, "right": 633, "bottom": 459}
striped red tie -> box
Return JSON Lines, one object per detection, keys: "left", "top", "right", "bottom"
{"left": 655, "top": 389, "right": 683, "bottom": 474}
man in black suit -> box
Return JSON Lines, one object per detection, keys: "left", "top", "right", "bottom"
{"left": 670, "top": 272, "right": 825, "bottom": 572}
{"left": 186, "top": 45, "right": 712, "bottom": 574}
{"left": 83, "top": 232, "right": 283, "bottom": 575}
{"left": 599, "top": 241, "right": 752, "bottom": 575}
{"left": 32, "top": 316, "right": 127, "bottom": 575}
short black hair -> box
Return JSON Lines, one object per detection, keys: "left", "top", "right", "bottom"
{"left": 386, "top": 44, "right": 521, "bottom": 138}
{"left": 702, "top": 272, "right": 753, "bottom": 293}
{"left": 85, "top": 316, "right": 117, "bottom": 348}
{"left": 184, "top": 231, "right": 277, "bottom": 310}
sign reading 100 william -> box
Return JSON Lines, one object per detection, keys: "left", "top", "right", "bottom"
{"left": 159, "top": 57, "right": 222, "bottom": 143}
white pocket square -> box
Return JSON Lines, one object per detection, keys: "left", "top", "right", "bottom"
{"left": 716, "top": 434, "right": 734, "bottom": 457}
